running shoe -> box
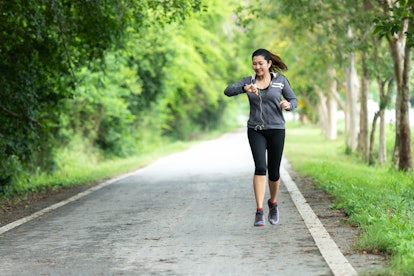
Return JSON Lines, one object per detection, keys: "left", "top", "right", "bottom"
{"left": 254, "top": 210, "right": 265, "bottom": 227}
{"left": 268, "top": 199, "right": 279, "bottom": 225}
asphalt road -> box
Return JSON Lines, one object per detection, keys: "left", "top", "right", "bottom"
{"left": 0, "top": 129, "right": 354, "bottom": 275}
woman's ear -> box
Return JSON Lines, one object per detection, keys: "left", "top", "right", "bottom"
{"left": 268, "top": 60, "right": 272, "bottom": 68}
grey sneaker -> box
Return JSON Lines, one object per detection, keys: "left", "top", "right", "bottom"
{"left": 254, "top": 210, "right": 265, "bottom": 227}
{"left": 268, "top": 199, "right": 279, "bottom": 225}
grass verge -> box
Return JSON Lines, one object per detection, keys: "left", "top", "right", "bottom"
{"left": 1, "top": 127, "right": 232, "bottom": 201}
{"left": 284, "top": 121, "right": 414, "bottom": 276}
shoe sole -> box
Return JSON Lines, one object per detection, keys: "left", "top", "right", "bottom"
{"left": 268, "top": 214, "right": 279, "bottom": 224}
{"left": 268, "top": 219, "right": 279, "bottom": 225}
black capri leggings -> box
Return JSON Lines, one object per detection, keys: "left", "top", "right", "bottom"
{"left": 247, "top": 128, "right": 285, "bottom": 182}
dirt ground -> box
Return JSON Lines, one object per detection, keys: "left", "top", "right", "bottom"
{"left": 0, "top": 168, "right": 387, "bottom": 274}
{"left": 0, "top": 184, "right": 94, "bottom": 227}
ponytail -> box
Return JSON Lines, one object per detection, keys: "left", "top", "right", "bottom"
{"left": 269, "top": 52, "right": 288, "bottom": 72}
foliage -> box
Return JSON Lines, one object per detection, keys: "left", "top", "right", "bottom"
{"left": 373, "top": 0, "right": 414, "bottom": 48}
{"left": 1, "top": 0, "right": 248, "bottom": 194}
{"left": 59, "top": 53, "right": 139, "bottom": 157}
{"left": 0, "top": 0, "right": 203, "bottom": 189}
{"left": 61, "top": 0, "right": 242, "bottom": 150}
{"left": 284, "top": 121, "right": 414, "bottom": 275}
{"left": 159, "top": 15, "right": 234, "bottom": 139}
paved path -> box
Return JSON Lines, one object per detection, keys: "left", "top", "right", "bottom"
{"left": 0, "top": 129, "right": 355, "bottom": 275}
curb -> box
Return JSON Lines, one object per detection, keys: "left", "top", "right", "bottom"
{"left": 281, "top": 158, "right": 357, "bottom": 276}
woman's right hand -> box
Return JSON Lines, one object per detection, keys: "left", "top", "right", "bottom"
{"left": 243, "top": 84, "right": 258, "bottom": 95}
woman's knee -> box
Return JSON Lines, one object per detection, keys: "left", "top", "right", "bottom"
{"left": 268, "top": 171, "right": 280, "bottom": 182}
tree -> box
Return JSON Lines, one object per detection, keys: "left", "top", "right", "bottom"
{"left": 344, "top": 27, "right": 361, "bottom": 153}
{"left": 374, "top": 0, "right": 413, "bottom": 171}
{"left": 368, "top": 36, "right": 395, "bottom": 166}
{"left": 250, "top": 0, "right": 413, "bottom": 171}
{"left": 0, "top": 0, "right": 203, "bottom": 189}
{"left": 266, "top": 0, "right": 361, "bottom": 148}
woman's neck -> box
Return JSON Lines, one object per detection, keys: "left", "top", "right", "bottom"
{"left": 255, "top": 72, "right": 271, "bottom": 89}
{"left": 256, "top": 72, "right": 270, "bottom": 81}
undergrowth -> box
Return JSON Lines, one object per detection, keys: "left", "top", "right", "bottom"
{"left": 284, "top": 121, "right": 414, "bottom": 275}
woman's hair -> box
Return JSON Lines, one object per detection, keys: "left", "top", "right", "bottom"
{"left": 252, "top": 48, "right": 288, "bottom": 72}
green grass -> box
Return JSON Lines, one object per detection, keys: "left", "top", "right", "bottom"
{"left": 3, "top": 123, "right": 237, "bottom": 197}
{"left": 284, "top": 121, "right": 414, "bottom": 276}
{"left": 12, "top": 141, "right": 191, "bottom": 195}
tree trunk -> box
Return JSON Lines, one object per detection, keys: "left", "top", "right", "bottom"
{"left": 388, "top": 17, "right": 412, "bottom": 171}
{"left": 358, "top": 53, "right": 370, "bottom": 160}
{"left": 327, "top": 67, "right": 338, "bottom": 140}
{"left": 398, "top": 45, "right": 412, "bottom": 171}
{"left": 377, "top": 79, "right": 393, "bottom": 165}
{"left": 317, "top": 72, "right": 338, "bottom": 142}
{"left": 378, "top": 109, "right": 387, "bottom": 164}
{"left": 317, "top": 90, "right": 329, "bottom": 137}
{"left": 344, "top": 28, "right": 360, "bottom": 153}
{"left": 369, "top": 111, "right": 380, "bottom": 166}
{"left": 370, "top": 76, "right": 393, "bottom": 166}
{"left": 371, "top": 31, "right": 392, "bottom": 166}
{"left": 392, "top": 99, "right": 401, "bottom": 166}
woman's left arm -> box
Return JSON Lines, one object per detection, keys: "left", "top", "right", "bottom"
{"left": 281, "top": 77, "right": 298, "bottom": 111}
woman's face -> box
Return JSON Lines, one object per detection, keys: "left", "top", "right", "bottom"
{"left": 252, "top": 55, "right": 271, "bottom": 76}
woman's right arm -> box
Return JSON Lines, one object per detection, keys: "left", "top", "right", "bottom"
{"left": 224, "top": 77, "right": 249, "bottom": 97}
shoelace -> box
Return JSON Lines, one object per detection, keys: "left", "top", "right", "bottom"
{"left": 270, "top": 205, "right": 278, "bottom": 216}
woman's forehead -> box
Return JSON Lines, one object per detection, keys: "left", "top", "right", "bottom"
{"left": 252, "top": 55, "right": 267, "bottom": 62}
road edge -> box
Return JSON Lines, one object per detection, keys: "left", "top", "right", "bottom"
{"left": 0, "top": 171, "right": 137, "bottom": 235}
{"left": 281, "top": 158, "right": 357, "bottom": 276}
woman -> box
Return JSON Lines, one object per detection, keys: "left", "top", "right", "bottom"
{"left": 224, "top": 48, "right": 298, "bottom": 226}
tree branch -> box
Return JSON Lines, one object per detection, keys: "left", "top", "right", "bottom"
{"left": 0, "top": 104, "right": 41, "bottom": 126}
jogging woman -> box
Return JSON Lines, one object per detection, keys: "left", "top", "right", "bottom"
{"left": 224, "top": 48, "right": 298, "bottom": 226}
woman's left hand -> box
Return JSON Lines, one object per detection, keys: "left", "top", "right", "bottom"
{"left": 280, "top": 100, "right": 291, "bottom": 110}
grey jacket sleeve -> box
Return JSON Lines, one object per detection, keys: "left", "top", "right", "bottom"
{"left": 282, "top": 77, "right": 298, "bottom": 111}
{"left": 224, "top": 76, "right": 251, "bottom": 97}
